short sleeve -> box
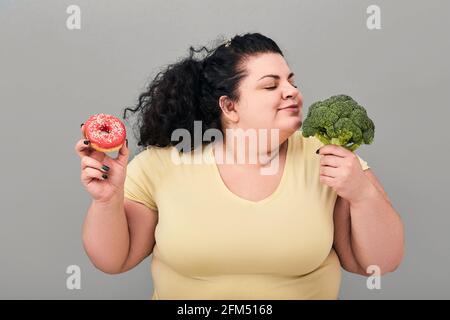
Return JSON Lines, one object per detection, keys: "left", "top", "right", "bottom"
{"left": 356, "top": 154, "right": 370, "bottom": 171}
{"left": 124, "top": 151, "right": 158, "bottom": 211}
{"left": 303, "top": 131, "right": 371, "bottom": 172}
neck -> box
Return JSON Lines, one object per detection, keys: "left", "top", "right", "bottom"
{"left": 212, "top": 130, "right": 288, "bottom": 168}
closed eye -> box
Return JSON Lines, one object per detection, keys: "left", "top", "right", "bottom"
{"left": 265, "top": 83, "right": 298, "bottom": 90}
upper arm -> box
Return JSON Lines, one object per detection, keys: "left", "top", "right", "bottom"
{"left": 333, "top": 168, "right": 390, "bottom": 276}
{"left": 120, "top": 199, "right": 158, "bottom": 273}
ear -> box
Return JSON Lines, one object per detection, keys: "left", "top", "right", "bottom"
{"left": 218, "top": 96, "right": 239, "bottom": 123}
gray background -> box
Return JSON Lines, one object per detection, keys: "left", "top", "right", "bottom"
{"left": 0, "top": 0, "right": 448, "bottom": 299}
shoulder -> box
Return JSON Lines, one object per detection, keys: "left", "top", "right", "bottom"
{"left": 130, "top": 145, "right": 174, "bottom": 165}
{"left": 290, "top": 130, "right": 370, "bottom": 170}
{"left": 127, "top": 146, "right": 178, "bottom": 180}
{"left": 128, "top": 144, "right": 208, "bottom": 173}
{"left": 289, "top": 130, "right": 324, "bottom": 154}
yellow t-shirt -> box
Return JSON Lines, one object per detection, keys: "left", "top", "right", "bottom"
{"left": 124, "top": 130, "right": 370, "bottom": 300}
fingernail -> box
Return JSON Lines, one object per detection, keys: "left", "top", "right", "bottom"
{"left": 102, "top": 174, "right": 108, "bottom": 180}
{"left": 102, "top": 165, "right": 110, "bottom": 172}
{"left": 316, "top": 148, "right": 320, "bottom": 154}
{"left": 83, "top": 140, "right": 90, "bottom": 145}
{"left": 80, "top": 123, "right": 84, "bottom": 128}
{"left": 126, "top": 139, "right": 128, "bottom": 147}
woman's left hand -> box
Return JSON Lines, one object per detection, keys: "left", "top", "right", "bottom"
{"left": 317, "top": 145, "right": 372, "bottom": 204}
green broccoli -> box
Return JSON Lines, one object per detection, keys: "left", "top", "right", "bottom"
{"left": 301, "top": 94, "right": 375, "bottom": 152}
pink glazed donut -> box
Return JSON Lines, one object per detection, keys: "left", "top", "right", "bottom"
{"left": 83, "top": 114, "right": 126, "bottom": 152}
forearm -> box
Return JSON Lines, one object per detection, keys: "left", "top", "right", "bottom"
{"left": 82, "top": 191, "right": 130, "bottom": 274}
{"left": 349, "top": 183, "right": 404, "bottom": 274}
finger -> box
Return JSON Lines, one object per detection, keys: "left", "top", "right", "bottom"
{"left": 319, "top": 165, "right": 339, "bottom": 178}
{"left": 115, "top": 139, "right": 129, "bottom": 165}
{"left": 81, "top": 167, "right": 108, "bottom": 184}
{"left": 75, "top": 139, "right": 106, "bottom": 162}
{"left": 77, "top": 142, "right": 108, "bottom": 164}
{"left": 319, "top": 155, "right": 344, "bottom": 168}
{"left": 319, "top": 174, "right": 334, "bottom": 186}
{"left": 75, "top": 139, "right": 93, "bottom": 158}
{"left": 317, "top": 145, "right": 349, "bottom": 158}
{"left": 81, "top": 156, "right": 111, "bottom": 173}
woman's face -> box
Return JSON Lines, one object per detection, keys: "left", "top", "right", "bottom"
{"left": 221, "top": 53, "right": 303, "bottom": 142}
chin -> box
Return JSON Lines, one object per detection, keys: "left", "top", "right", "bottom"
{"left": 276, "top": 121, "right": 302, "bottom": 140}
{"left": 286, "top": 117, "right": 302, "bottom": 131}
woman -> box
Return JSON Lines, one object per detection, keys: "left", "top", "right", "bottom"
{"left": 75, "top": 33, "right": 404, "bottom": 299}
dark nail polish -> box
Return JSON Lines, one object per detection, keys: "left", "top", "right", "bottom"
{"left": 80, "top": 123, "right": 84, "bottom": 127}
{"left": 126, "top": 139, "right": 128, "bottom": 147}
{"left": 316, "top": 148, "right": 320, "bottom": 154}
{"left": 83, "top": 140, "right": 90, "bottom": 145}
{"left": 102, "top": 165, "right": 110, "bottom": 172}
{"left": 102, "top": 174, "right": 108, "bottom": 180}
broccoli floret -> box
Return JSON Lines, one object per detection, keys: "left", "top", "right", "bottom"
{"left": 302, "top": 95, "right": 375, "bottom": 152}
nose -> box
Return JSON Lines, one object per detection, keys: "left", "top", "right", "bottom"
{"left": 283, "top": 84, "right": 302, "bottom": 105}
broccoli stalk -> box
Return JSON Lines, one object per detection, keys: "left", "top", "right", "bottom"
{"left": 302, "top": 95, "right": 375, "bottom": 152}
{"left": 314, "top": 133, "right": 360, "bottom": 152}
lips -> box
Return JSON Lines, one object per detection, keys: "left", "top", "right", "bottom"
{"left": 279, "top": 103, "right": 300, "bottom": 111}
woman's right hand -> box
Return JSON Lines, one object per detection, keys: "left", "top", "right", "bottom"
{"left": 75, "top": 124, "right": 129, "bottom": 203}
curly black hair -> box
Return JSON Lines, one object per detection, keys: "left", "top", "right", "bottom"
{"left": 122, "top": 32, "right": 283, "bottom": 152}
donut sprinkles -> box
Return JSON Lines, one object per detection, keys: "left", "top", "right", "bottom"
{"left": 84, "top": 114, "right": 126, "bottom": 152}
